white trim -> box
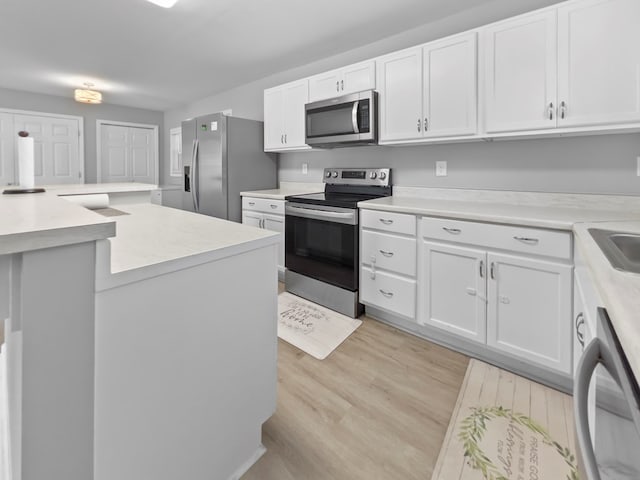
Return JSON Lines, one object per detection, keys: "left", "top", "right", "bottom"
{"left": 169, "top": 126, "right": 182, "bottom": 177}
{"left": 0, "top": 108, "right": 85, "bottom": 183}
{"left": 96, "top": 119, "right": 159, "bottom": 184}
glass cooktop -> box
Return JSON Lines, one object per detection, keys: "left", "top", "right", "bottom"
{"left": 286, "top": 192, "right": 386, "bottom": 209}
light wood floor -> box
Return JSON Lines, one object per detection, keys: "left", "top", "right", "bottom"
{"left": 242, "top": 298, "right": 469, "bottom": 480}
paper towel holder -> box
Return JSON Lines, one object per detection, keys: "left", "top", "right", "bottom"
{"left": 4, "top": 131, "right": 46, "bottom": 194}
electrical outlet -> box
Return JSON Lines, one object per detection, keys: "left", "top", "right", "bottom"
{"left": 302, "top": 163, "right": 308, "bottom": 174}
{"left": 436, "top": 161, "right": 447, "bottom": 177}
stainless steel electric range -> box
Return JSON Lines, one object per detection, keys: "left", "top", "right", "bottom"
{"left": 285, "top": 167, "right": 392, "bottom": 318}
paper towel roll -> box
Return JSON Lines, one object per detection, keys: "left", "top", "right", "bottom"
{"left": 18, "top": 136, "right": 35, "bottom": 189}
{"left": 63, "top": 194, "right": 110, "bottom": 210}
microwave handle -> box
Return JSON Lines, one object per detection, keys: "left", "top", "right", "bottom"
{"left": 352, "top": 101, "right": 360, "bottom": 134}
{"left": 574, "top": 337, "right": 602, "bottom": 480}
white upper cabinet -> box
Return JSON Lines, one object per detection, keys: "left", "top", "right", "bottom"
{"left": 308, "top": 61, "right": 375, "bottom": 101}
{"left": 376, "top": 47, "right": 424, "bottom": 141}
{"left": 377, "top": 33, "right": 478, "bottom": 143}
{"left": 423, "top": 32, "right": 478, "bottom": 138}
{"left": 557, "top": 0, "right": 640, "bottom": 127}
{"left": 483, "top": 11, "right": 558, "bottom": 133}
{"left": 263, "top": 79, "right": 309, "bottom": 151}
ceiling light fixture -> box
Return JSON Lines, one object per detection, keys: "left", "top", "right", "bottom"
{"left": 145, "top": 0, "right": 179, "bottom": 8}
{"left": 74, "top": 83, "right": 102, "bottom": 104}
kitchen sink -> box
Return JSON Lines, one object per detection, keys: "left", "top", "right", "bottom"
{"left": 589, "top": 228, "right": 640, "bottom": 274}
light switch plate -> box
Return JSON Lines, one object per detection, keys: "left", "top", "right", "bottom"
{"left": 436, "top": 161, "right": 447, "bottom": 177}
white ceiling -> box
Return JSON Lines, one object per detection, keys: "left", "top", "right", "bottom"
{"left": 0, "top": 0, "right": 490, "bottom": 111}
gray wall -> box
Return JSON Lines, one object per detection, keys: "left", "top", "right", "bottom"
{"left": 163, "top": 0, "right": 640, "bottom": 195}
{"left": 0, "top": 87, "right": 163, "bottom": 183}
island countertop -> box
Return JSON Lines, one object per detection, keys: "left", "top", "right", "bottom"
{"left": 102, "top": 203, "right": 279, "bottom": 274}
{"left": 0, "top": 191, "right": 115, "bottom": 255}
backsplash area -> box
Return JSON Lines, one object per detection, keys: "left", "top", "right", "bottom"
{"left": 279, "top": 133, "right": 640, "bottom": 196}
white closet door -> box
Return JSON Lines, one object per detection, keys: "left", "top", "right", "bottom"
{"left": 13, "top": 114, "right": 81, "bottom": 185}
{"left": 0, "top": 113, "right": 14, "bottom": 186}
{"left": 100, "top": 124, "right": 130, "bottom": 182}
{"left": 100, "top": 124, "right": 156, "bottom": 183}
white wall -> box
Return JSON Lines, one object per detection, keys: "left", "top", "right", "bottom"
{"left": 163, "top": 0, "right": 640, "bottom": 195}
{"left": 0, "top": 87, "right": 163, "bottom": 183}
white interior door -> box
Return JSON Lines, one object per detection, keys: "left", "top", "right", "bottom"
{"left": 99, "top": 123, "right": 157, "bottom": 184}
{"left": 13, "top": 114, "right": 81, "bottom": 185}
{"left": 0, "top": 113, "right": 14, "bottom": 186}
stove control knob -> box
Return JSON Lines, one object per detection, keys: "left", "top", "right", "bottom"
{"left": 325, "top": 171, "right": 332, "bottom": 178}
{"left": 379, "top": 171, "right": 387, "bottom": 180}
{"left": 369, "top": 171, "right": 377, "bottom": 179}
{"left": 331, "top": 171, "right": 338, "bottom": 178}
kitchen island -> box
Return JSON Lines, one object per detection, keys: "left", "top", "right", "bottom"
{"left": 0, "top": 193, "right": 279, "bottom": 480}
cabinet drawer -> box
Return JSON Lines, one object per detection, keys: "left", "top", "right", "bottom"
{"left": 242, "top": 197, "right": 285, "bottom": 215}
{"left": 421, "top": 217, "right": 571, "bottom": 260}
{"left": 360, "top": 267, "right": 416, "bottom": 319}
{"left": 361, "top": 230, "right": 417, "bottom": 276}
{"left": 361, "top": 209, "right": 416, "bottom": 236}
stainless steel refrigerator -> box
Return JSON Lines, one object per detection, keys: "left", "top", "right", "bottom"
{"left": 181, "top": 113, "right": 277, "bottom": 222}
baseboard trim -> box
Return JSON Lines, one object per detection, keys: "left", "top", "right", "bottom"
{"left": 226, "top": 444, "right": 267, "bottom": 480}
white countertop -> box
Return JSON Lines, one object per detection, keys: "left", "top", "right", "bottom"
{"left": 43, "top": 182, "right": 158, "bottom": 195}
{"left": 0, "top": 191, "right": 115, "bottom": 255}
{"left": 573, "top": 221, "right": 640, "bottom": 381}
{"left": 241, "top": 182, "right": 324, "bottom": 200}
{"left": 359, "top": 195, "right": 640, "bottom": 230}
{"left": 105, "top": 204, "right": 279, "bottom": 274}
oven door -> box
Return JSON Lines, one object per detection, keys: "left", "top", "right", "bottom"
{"left": 574, "top": 308, "right": 640, "bottom": 480}
{"left": 285, "top": 203, "right": 358, "bottom": 291}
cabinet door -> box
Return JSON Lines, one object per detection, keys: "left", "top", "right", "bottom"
{"left": 0, "top": 112, "right": 14, "bottom": 186}
{"left": 487, "top": 253, "right": 572, "bottom": 374}
{"left": 282, "top": 80, "right": 309, "bottom": 148}
{"left": 308, "top": 69, "right": 342, "bottom": 102}
{"left": 376, "top": 47, "right": 423, "bottom": 141}
{"left": 264, "top": 87, "right": 284, "bottom": 150}
{"left": 557, "top": 0, "right": 640, "bottom": 127}
{"left": 263, "top": 213, "right": 285, "bottom": 272}
{"left": 342, "top": 61, "right": 375, "bottom": 96}
{"left": 241, "top": 210, "right": 263, "bottom": 229}
{"left": 423, "top": 32, "right": 478, "bottom": 138}
{"left": 419, "top": 241, "right": 487, "bottom": 343}
{"left": 483, "top": 11, "right": 557, "bottom": 133}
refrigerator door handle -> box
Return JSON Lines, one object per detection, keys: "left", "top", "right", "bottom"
{"left": 191, "top": 139, "right": 200, "bottom": 212}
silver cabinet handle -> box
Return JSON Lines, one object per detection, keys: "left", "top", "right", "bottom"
{"left": 417, "top": 118, "right": 421, "bottom": 132}
{"left": 379, "top": 289, "right": 394, "bottom": 298}
{"left": 341, "top": 80, "right": 344, "bottom": 91}
{"left": 575, "top": 312, "right": 585, "bottom": 347}
{"left": 479, "top": 260, "right": 485, "bottom": 278}
{"left": 281, "top": 134, "right": 284, "bottom": 144}
{"left": 284, "top": 133, "right": 287, "bottom": 143}
{"left": 270, "top": 204, "right": 278, "bottom": 209}
{"left": 442, "top": 227, "right": 461, "bottom": 234}
{"left": 248, "top": 201, "right": 255, "bottom": 206}
{"left": 336, "top": 81, "right": 339, "bottom": 92}
{"left": 424, "top": 117, "right": 428, "bottom": 131}
{"left": 548, "top": 102, "right": 554, "bottom": 120}
{"left": 259, "top": 218, "right": 264, "bottom": 229}
{"left": 490, "top": 262, "right": 496, "bottom": 280}
{"left": 560, "top": 101, "right": 567, "bottom": 119}
{"left": 379, "top": 218, "right": 393, "bottom": 225}
{"left": 379, "top": 250, "right": 394, "bottom": 257}
{"left": 513, "top": 236, "right": 539, "bottom": 245}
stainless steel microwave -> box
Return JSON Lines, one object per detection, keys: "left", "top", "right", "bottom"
{"left": 305, "top": 90, "right": 377, "bottom": 148}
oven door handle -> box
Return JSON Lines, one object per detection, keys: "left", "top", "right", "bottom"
{"left": 286, "top": 205, "right": 357, "bottom": 225}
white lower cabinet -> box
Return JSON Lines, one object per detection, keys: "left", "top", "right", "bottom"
{"left": 242, "top": 197, "right": 285, "bottom": 276}
{"left": 418, "top": 216, "right": 573, "bottom": 375}
{"left": 360, "top": 210, "right": 417, "bottom": 318}
{"left": 420, "top": 241, "right": 487, "bottom": 343}
{"left": 486, "top": 252, "right": 572, "bottom": 373}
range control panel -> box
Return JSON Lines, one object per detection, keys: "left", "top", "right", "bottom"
{"left": 323, "top": 168, "right": 391, "bottom": 187}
